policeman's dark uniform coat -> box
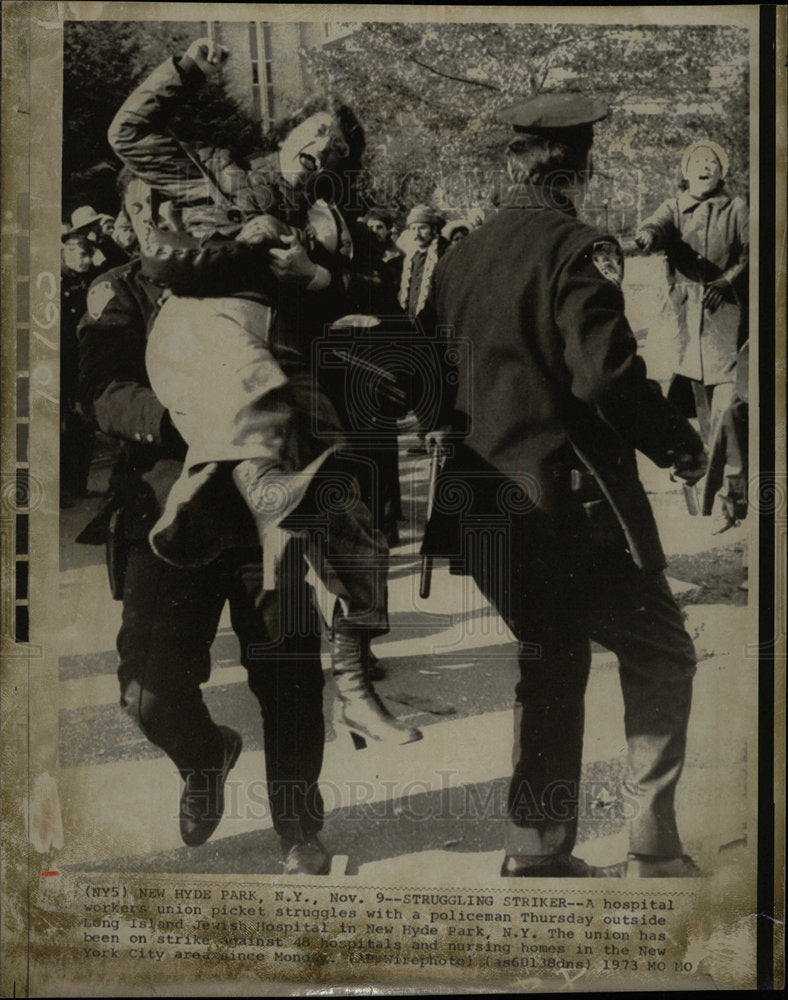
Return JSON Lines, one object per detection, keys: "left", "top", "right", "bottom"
{"left": 60, "top": 261, "right": 100, "bottom": 502}
{"left": 78, "top": 257, "right": 327, "bottom": 849}
{"left": 422, "top": 95, "right": 704, "bottom": 863}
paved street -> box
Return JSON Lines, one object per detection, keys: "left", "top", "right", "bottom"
{"left": 56, "top": 414, "right": 752, "bottom": 880}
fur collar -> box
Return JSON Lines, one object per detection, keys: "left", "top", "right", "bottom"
{"left": 398, "top": 239, "right": 440, "bottom": 315}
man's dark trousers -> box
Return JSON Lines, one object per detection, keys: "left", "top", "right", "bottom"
{"left": 117, "top": 540, "right": 325, "bottom": 845}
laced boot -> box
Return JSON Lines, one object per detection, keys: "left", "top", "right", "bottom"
{"left": 331, "top": 630, "right": 422, "bottom": 749}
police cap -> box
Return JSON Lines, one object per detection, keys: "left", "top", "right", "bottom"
{"left": 499, "top": 93, "right": 608, "bottom": 132}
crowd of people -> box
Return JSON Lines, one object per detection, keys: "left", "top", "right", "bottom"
{"left": 60, "top": 140, "right": 477, "bottom": 508}
{"left": 66, "top": 37, "right": 749, "bottom": 877}
{"left": 59, "top": 203, "right": 139, "bottom": 506}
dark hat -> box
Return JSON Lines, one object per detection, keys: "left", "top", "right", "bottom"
{"left": 499, "top": 93, "right": 608, "bottom": 133}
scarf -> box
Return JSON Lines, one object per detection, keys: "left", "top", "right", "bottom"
{"left": 398, "top": 239, "right": 440, "bottom": 316}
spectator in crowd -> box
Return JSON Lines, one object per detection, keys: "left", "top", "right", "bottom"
{"left": 398, "top": 203, "right": 446, "bottom": 319}
{"left": 364, "top": 207, "right": 404, "bottom": 286}
{"left": 636, "top": 141, "right": 748, "bottom": 527}
{"left": 61, "top": 230, "right": 97, "bottom": 279}
{"left": 66, "top": 204, "right": 129, "bottom": 271}
{"left": 398, "top": 203, "right": 447, "bottom": 454}
{"left": 60, "top": 232, "right": 100, "bottom": 507}
{"left": 442, "top": 219, "right": 470, "bottom": 248}
{"left": 421, "top": 92, "right": 708, "bottom": 878}
{"left": 349, "top": 206, "right": 407, "bottom": 546}
{"left": 112, "top": 207, "right": 138, "bottom": 257}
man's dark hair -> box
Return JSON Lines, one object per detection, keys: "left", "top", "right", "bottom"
{"left": 266, "top": 95, "right": 368, "bottom": 217}
{"left": 270, "top": 95, "right": 366, "bottom": 173}
{"left": 61, "top": 233, "right": 93, "bottom": 251}
{"left": 506, "top": 128, "right": 592, "bottom": 186}
{"left": 365, "top": 207, "right": 394, "bottom": 229}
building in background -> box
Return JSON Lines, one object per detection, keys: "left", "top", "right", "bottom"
{"left": 203, "top": 20, "right": 355, "bottom": 126}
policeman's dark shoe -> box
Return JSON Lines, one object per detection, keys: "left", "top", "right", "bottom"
{"left": 179, "top": 726, "right": 242, "bottom": 848}
{"left": 281, "top": 837, "right": 330, "bottom": 876}
{"left": 626, "top": 854, "right": 704, "bottom": 877}
{"left": 500, "top": 853, "right": 610, "bottom": 878}
{"left": 149, "top": 462, "right": 223, "bottom": 568}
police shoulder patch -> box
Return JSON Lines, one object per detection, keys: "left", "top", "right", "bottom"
{"left": 591, "top": 240, "right": 624, "bottom": 286}
{"left": 87, "top": 280, "right": 115, "bottom": 320}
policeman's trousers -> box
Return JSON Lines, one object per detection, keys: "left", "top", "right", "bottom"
{"left": 466, "top": 512, "right": 697, "bottom": 859}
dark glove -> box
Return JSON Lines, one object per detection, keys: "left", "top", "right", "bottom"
{"left": 703, "top": 278, "right": 731, "bottom": 312}
{"left": 635, "top": 229, "right": 656, "bottom": 253}
{"left": 671, "top": 449, "right": 708, "bottom": 486}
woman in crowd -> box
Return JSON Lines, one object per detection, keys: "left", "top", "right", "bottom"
{"left": 636, "top": 141, "right": 748, "bottom": 526}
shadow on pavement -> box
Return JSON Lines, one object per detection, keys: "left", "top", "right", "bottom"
{"left": 66, "top": 763, "right": 629, "bottom": 876}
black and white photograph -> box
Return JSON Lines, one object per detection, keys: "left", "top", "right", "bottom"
{"left": 1, "top": 3, "right": 782, "bottom": 995}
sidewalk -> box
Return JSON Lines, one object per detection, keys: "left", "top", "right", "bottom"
{"left": 54, "top": 428, "right": 753, "bottom": 879}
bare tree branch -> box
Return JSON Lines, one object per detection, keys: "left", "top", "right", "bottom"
{"left": 409, "top": 54, "right": 502, "bottom": 92}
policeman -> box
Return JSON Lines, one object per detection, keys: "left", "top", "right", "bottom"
{"left": 422, "top": 94, "right": 708, "bottom": 877}
{"left": 60, "top": 232, "right": 99, "bottom": 506}
{"left": 78, "top": 173, "right": 330, "bottom": 875}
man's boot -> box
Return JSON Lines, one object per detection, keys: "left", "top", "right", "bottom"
{"left": 331, "top": 629, "right": 422, "bottom": 748}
